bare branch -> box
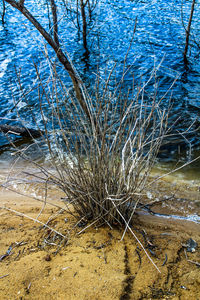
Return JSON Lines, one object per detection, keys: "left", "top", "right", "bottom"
{"left": 0, "top": 124, "right": 43, "bottom": 138}
{"left": 5, "top": 0, "right": 92, "bottom": 123}
{"left": 19, "top": 0, "right": 25, "bottom": 7}
{"left": 50, "top": 0, "right": 59, "bottom": 46}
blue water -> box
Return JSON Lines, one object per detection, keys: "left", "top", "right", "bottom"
{"left": 0, "top": 0, "right": 200, "bottom": 167}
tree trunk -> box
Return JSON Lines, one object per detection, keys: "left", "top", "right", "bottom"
{"left": 80, "top": 0, "right": 87, "bottom": 50}
{"left": 1, "top": 0, "right": 6, "bottom": 24}
{"left": 184, "top": 0, "right": 196, "bottom": 63}
{"left": 50, "top": 0, "right": 59, "bottom": 46}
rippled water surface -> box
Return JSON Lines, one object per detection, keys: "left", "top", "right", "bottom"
{"left": 0, "top": 0, "right": 200, "bottom": 174}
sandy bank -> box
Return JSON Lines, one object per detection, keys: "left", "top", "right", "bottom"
{"left": 0, "top": 178, "right": 199, "bottom": 299}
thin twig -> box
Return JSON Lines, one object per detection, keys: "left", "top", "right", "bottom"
{"left": 0, "top": 274, "right": 9, "bottom": 279}
{"left": 111, "top": 200, "right": 161, "bottom": 273}
{"left": 184, "top": 249, "right": 200, "bottom": 267}
{"left": 1, "top": 206, "right": 66, "bottom": 238}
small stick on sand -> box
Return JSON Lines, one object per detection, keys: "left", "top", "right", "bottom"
{"left": 1, "top": 206, "right": 66, "bottom": 239}
{"left": 0, "top": 274, "right": 9, "bottom": 279}
{"left": 184, "top": 249, "right": 200, "bottom": 267}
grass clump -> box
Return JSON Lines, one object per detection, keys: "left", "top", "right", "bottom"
{"left": 19, "top": 64, "right": 170, "bottom": 229}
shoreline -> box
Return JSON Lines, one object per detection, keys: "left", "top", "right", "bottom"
{"left": 0, "top": 177, "right": 199, "bottom": 299}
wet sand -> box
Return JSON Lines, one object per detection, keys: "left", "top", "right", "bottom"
{"left": 0, "top": 175, "right": 199, "bottom": 300}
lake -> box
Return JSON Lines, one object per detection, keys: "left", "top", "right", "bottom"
{"left": 0, "top": 0, "right": 200, "bottom": 178}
